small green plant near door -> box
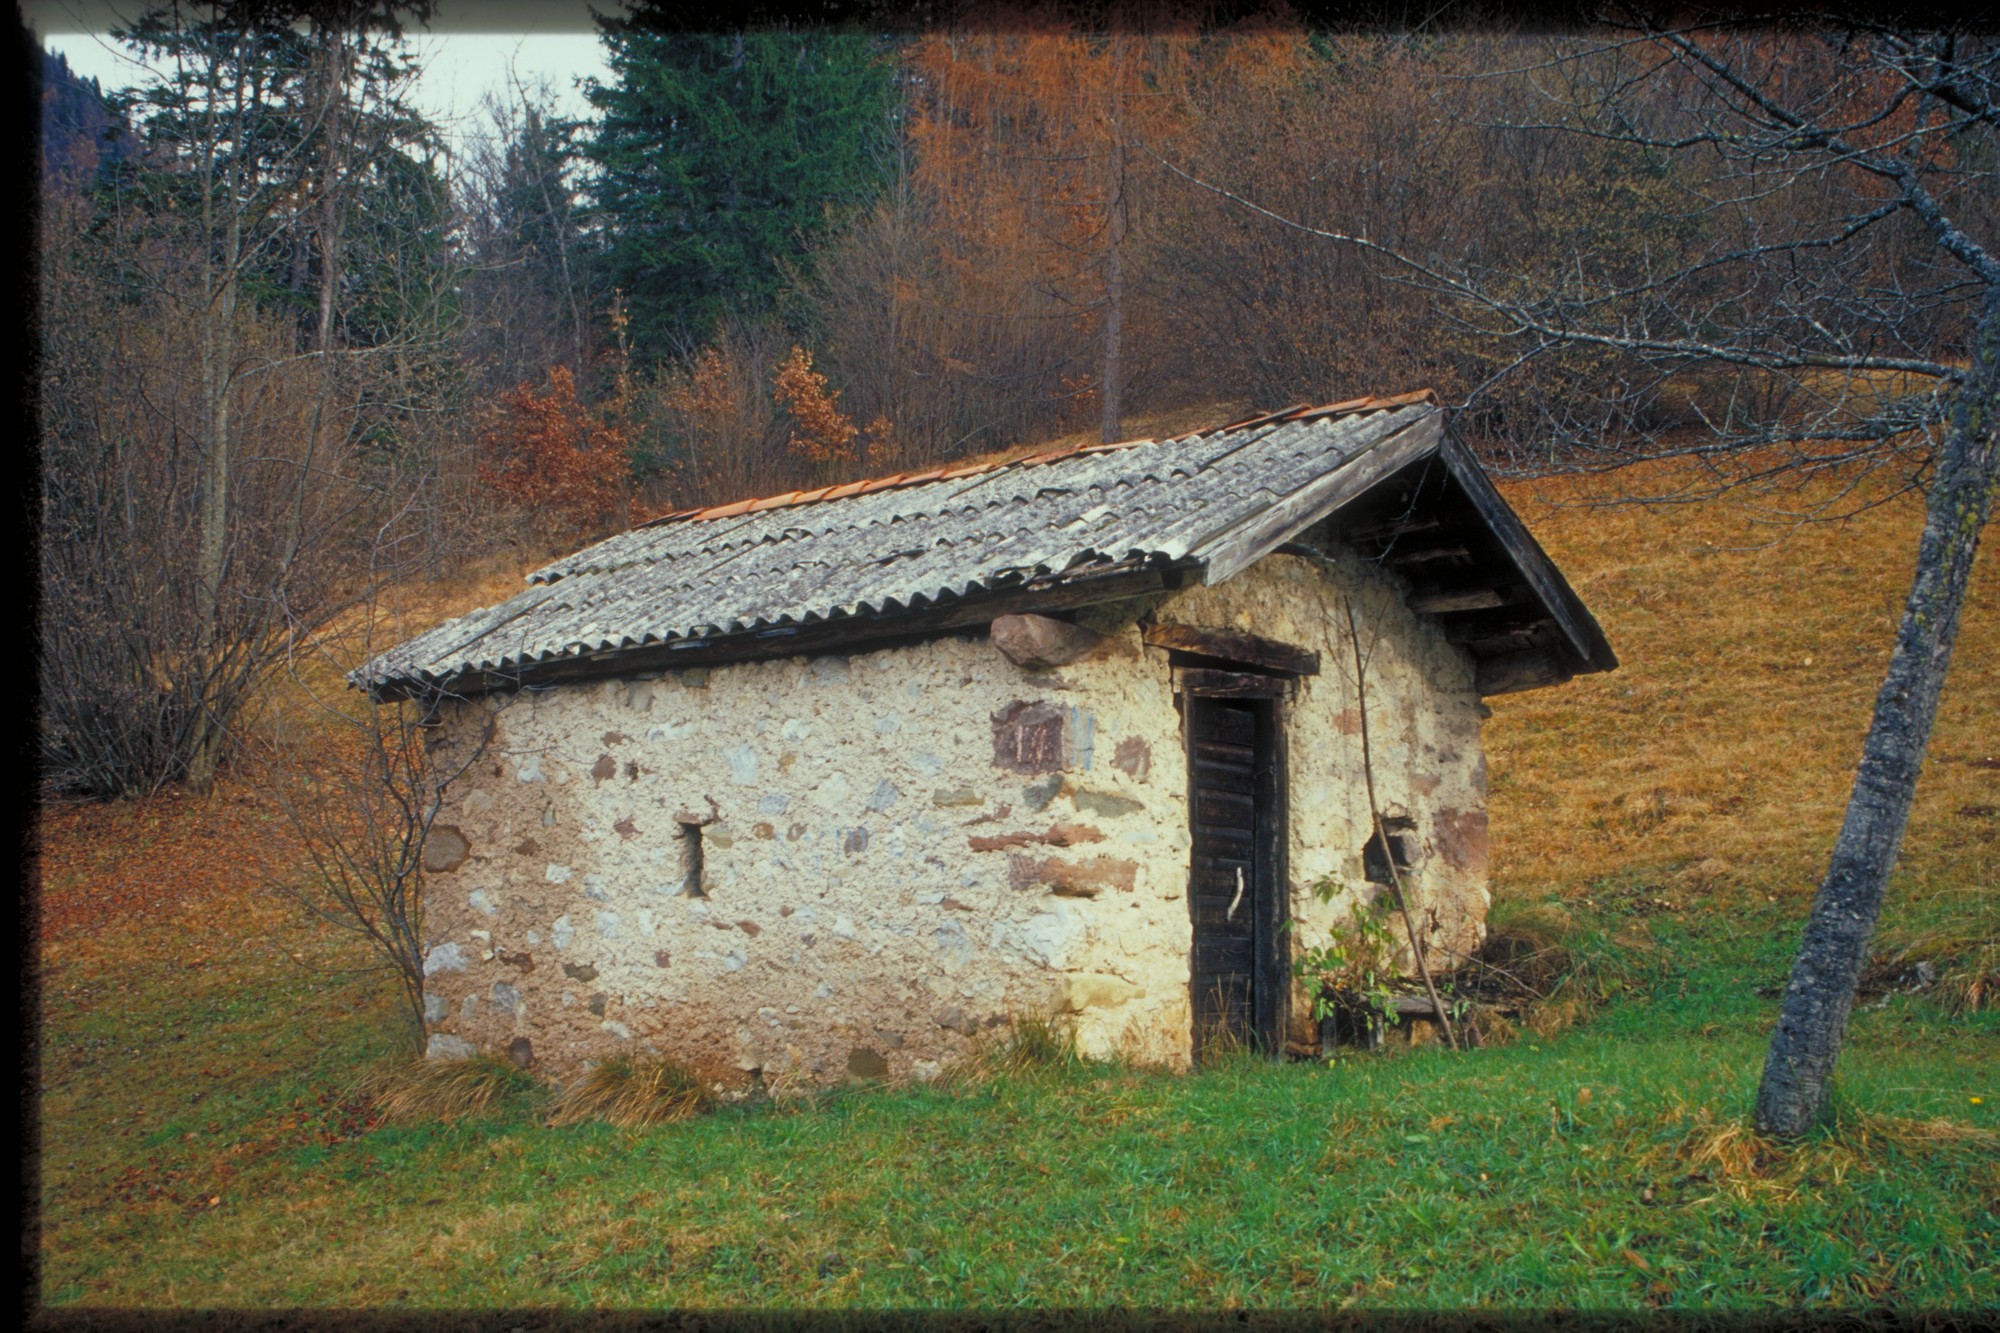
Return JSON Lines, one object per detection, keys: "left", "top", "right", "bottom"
{"left": 1291, "top": 883, "right": 1403, "bottom": 1048}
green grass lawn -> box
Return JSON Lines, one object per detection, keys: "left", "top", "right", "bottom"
{"left": 35, "top": 891, "right": 1997, "bottom": 1311}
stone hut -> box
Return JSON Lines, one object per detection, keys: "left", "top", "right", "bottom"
{"left": 359, "top": 391, "right": 1615, "bottom": 1087}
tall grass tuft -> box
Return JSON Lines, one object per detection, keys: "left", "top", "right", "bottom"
{"left": 362, "top": 1056, "right": 537, "bottom": 1124}
{"left": 995, "top": 1011, "right": 1081, "bottom": 1073}
{"left": 545, "top": 1056, "right": 714, "bottom": 1128}
{"left": 1878, "top": 885, "right": 1999, "bottom": 1015}
{"left": 940, "top": 1011, "right": 1083, "bottom": 1086}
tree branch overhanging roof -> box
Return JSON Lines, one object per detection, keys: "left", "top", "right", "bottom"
{"left": 357, "top": 391, "right": 1615, "bottom": 700}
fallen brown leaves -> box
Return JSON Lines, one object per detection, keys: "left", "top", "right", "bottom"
{"left": 37, "top": 778, "right": 304, "bottom": 952}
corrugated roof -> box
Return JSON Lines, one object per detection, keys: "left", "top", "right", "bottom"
{"left": 357, "top": 393, "right": 1470, "bottom": 696}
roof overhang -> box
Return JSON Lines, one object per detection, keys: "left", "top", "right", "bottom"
{"left": 362, "top": 401, "right": 1614, "bottom": 702}
{"left": 1296, "top": 431, "right": 1618, "bottom": 693}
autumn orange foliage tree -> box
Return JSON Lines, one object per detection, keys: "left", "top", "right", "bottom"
{"left": 772, "top": 345, "right": 862, "bottom": 467}
{"left": 907, "top": 8, "right": 1203, "bottom": 442}
{"left": 480, "top": 365, "right": 634, "bottom": 543}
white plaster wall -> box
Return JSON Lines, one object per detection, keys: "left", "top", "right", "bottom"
{"left": 417, "top": 547, "right": 1488, "bottom": 1086}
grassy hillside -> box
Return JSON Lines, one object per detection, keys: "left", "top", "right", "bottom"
{"left": 34, "top": 459, "right": 1997, "bottom": 1311}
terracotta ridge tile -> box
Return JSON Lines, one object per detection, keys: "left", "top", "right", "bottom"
{"left": 635, "top": 390, "right": 1434, "bottom": 527}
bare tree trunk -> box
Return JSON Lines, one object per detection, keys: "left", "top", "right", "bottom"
{"left": 284, "top": 24, "right": 346, "bottom": 594}
{"left": 1099, "top": 40, "right": 1127, "bottom": 446}
{"left": 1102, "top": 231, "right": 1124, "bottom": 444}
{"left": 189, "top": 60, "right": 246, "bottom": 795}
{"left": 1754, "top": 292, "right": 2000, "bottom": 1137}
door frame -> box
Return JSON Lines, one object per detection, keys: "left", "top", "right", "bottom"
{"left": 1181, "top": 675, "right": 1290, "bottom": 1060}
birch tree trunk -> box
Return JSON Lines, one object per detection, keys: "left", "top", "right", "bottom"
{"left": 1754, "top": 290, "right": 2000, "bottom": 1137}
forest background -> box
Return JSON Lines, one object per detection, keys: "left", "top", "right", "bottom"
{"left": 35, "top": 1, "right": 1991, "bottom": 833}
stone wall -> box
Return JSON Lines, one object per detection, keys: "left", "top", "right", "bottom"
{"left": 416, "top": 547, "right": 1487, "bottom": 1088}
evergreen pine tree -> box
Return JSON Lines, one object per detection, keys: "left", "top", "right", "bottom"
{"left": 582, "top": 12, "right": 898, "bottom": 361}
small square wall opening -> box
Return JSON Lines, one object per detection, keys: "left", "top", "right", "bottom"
{"left": 1362, "top": 817, "right": 1416, "bottom": 886}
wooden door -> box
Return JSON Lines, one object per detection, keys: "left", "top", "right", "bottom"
{"left": 1186, "top": 693, "right": 1288, "bottom": 1060}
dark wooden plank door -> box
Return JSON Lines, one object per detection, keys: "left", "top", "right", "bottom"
{"left": 1187, "top": 695, "right": 1287, "bottom": 1060}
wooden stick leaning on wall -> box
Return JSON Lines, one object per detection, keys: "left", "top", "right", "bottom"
{"left": 1342, "top": 594, "right": 1460, "bottom": 1051}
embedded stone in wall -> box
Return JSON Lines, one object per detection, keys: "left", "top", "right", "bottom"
{"left": 508, "top": 1036, "right": 535, "bottom": 1068}
{"left": 995, "top": 910, "right": 1083, "bottom": 968}
{"left": 934, "top": 920, "right": 973, "bottom": 971}
{"left": 1071, "top": 788, "right": 1144, "bottom": 818}
{"left": 423, "top": 826, "right": 470, "bottom": 873}
{"left": 1021, "top": 775, "right": 1063, "bottom": 811}
{"left": 1434, "top": 808, "right": 1491, "bottom": 876}
{"left": 967, "top": 823, "right": 1105, "bottom": 852}
{"left": 423, "top": 942, "right": 468, "bottom": 976}
{"left": 990, "top": 613, "right": 1112, "bottom": 671}
{"left": 1060, "top": 973, "right": 1145, "bottom": 1012}
{"left": 992, "top": 701, "right": 1065, "bottom": 773}
{"left": 1007, "top": 854, "right": 1138, "bottom": 897}
{"left": 425, "top": 1033, "right": 475, "bottom": 1061}
{"left": 1112, "top": 737, "right": 1151, "bottom": 782}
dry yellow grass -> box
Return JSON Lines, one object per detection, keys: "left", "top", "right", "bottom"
{"left": 1484, "top": 460, "right": 1998, "bottom": 924}
{"left": 362, "top": 1055, "right": 535, "bottom": 1125}
{"left": 544, "top": 1056, "right": 716, "bottom": 1128}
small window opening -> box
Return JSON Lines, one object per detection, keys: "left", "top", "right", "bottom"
{"left": 1362, "top": 818, "right": 1416, "bottom": 886}
{"left": 677, "top": 820, "right": 706, "bottom": 898}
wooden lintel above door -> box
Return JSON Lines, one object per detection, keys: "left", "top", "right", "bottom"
{"left": 1176, "top": 667, "right": 1293, "bottom": 699}
{"left": 1141, "top": 621, "right": 1320, "bottom": 676}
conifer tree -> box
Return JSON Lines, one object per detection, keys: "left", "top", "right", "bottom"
{"left": 581, "top": 10, "right": 898, "bottom": 361}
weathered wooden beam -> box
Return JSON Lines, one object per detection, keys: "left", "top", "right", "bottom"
{"left": 1388, "top": 545, "right": 1471, "bottom": 565}
{"left": 1142, "top": 621, "right": 1320, "bottom": 676}
{"left": 1407, "top": 587, "right": 1509, "bottom": 614}
{"left": 1176, "top": 667, "right": 1292, "bottom": 698}
{"left": 1439, "top": 604, "right": 1556, "bottom": 642}
{"left": 1445, "top": 618, "right": 1550, "bottom": 648}
{"left": 1436, "top": 437, "right": 1619, "bottom": 674}
{"left": 1345, "top": 515, "right": 1442, "bottom": 544}
{"left": 1475, "top": 648, "right": 1572, "bottom": 696}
